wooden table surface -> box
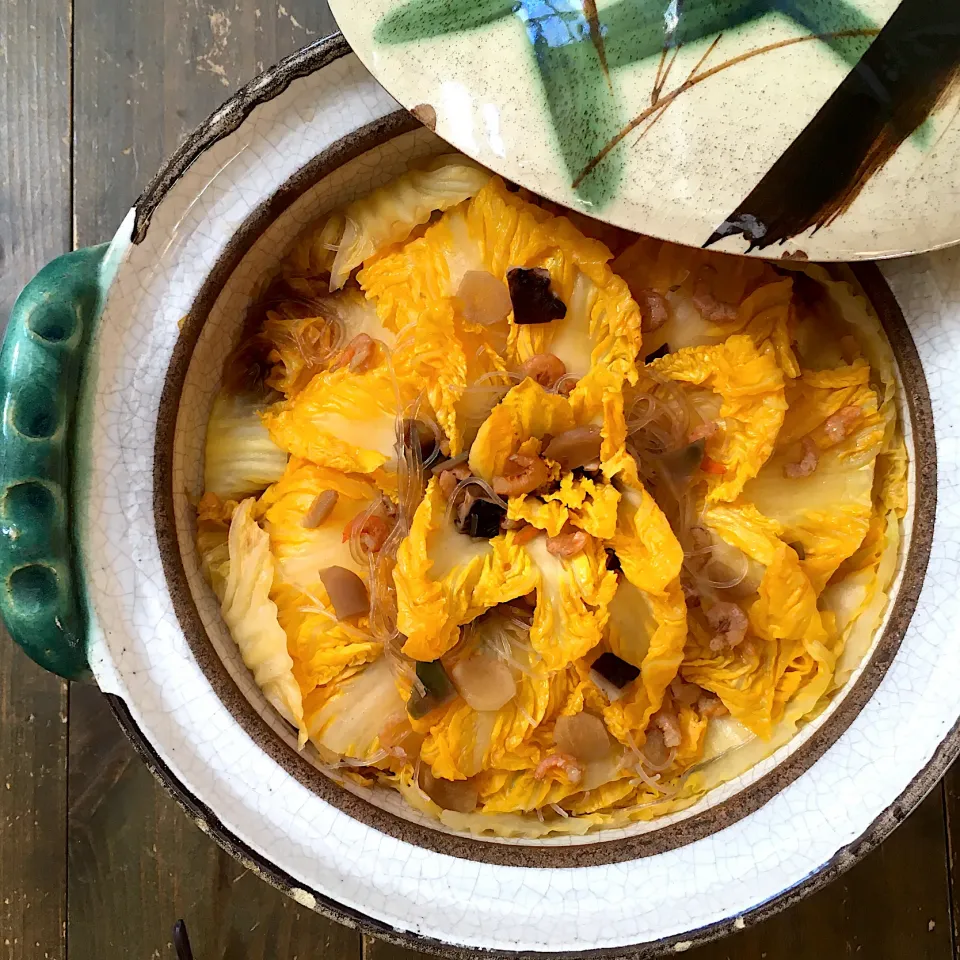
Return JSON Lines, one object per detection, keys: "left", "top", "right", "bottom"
{"left": 0, "top": 2, "right": 957, "bottom": 957}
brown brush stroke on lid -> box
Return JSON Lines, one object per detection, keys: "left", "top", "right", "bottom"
{"left": 814, "top": 70, "right": 960, "bottom": 230}
{"left": 572, "top": 29, "right": 878, "bottom": 190}
{"left": 704, "top": 1, "right": 960, "bottom": 250}
{"left": 634, "top": 36, "right": 720, "bottom": 156}
{"left": 583, "top": 0, "right": 612, "bottom": 89}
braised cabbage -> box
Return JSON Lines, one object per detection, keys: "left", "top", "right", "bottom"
{"left": 196, "top": 161, "right": 907, "bottom": 838}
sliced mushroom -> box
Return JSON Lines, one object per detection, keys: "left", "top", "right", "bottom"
{"left": 318, "top": 566, "right": 369, "bottom": 620}
{"left": 456, "top": 496, "right": 507, "bottom": 539}
{"left": 400, "top": 417, "right": 440, "bottom": 465}
{"left": 301, "top": 490, "right": 338, "bottom": 528}
{"left": 644, "top": 342, "right": 670, "bottom": 363}
{"left": 450, "top": 654, "right": 517, "bottom": 712}
{"left": 419, "top": 766, "right": 479, "bottom": 813}
{"left": 543, "top": 425, "right": 602, "bottom": 471}
{"left": 642, "top": 727, "right": 670, "bottom": 768}
{"left": 554, "top": 713, "right": 611, "bottom": 762}
{"left": 590, "top": 652, "right": 640, "bottom": 690}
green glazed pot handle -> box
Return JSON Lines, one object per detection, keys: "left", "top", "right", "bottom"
{"left": 0, "top": 245, "right": 110, "bottom": 680}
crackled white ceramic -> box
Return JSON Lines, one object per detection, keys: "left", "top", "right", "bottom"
{"left": 331, "top": 0, "right": 960, "bottom": 262}
{"left": 61, "top": 36, "right": 960, "bottom": 957}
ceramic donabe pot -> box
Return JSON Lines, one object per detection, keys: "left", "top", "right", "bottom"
{"left": 2, "top": 32, "right": 958, "bottom": 958}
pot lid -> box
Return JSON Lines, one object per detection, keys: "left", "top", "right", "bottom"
{"left": 329, "top": 0, "right": 960, "bottom": 261}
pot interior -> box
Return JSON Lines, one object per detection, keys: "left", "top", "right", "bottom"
{"left": 160, "top": 122, "right": 931, "bottom": 865}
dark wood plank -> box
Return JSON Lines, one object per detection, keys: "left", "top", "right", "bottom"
{"left": 68, "top": 685, "right": 359, "bottom": 958}
{"left": 0, "top": 0, "right": 72, "bottom": 957}
{"left": 0, "top": 639, "right": 68, "bottom": 960}
{"left": 942, "top": 761, "right": 960, "bottom": 949}
{"left": 72, "top": 0, "right": 336, "bottom": 243}
{"left": 681, "top": 787, "right": 952, "bottom": 960}
{"left": 365, "top": 789, "right": 953, "bottom": 960}
{"left": 364, "top": 934, "right": 436, "bottom": 960}
{"left": 0, "top": 0, "right": 72, "bottom": 316}
{"left": 68, "top": 4, "right": 354, "bottom": 957}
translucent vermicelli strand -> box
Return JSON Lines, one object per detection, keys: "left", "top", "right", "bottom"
{"left": 197, "top": 158, "right": 906, "bottom": 836}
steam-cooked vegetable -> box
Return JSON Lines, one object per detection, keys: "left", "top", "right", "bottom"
{"left": 649, "top": 336, "right": 787, "bottom": 503}
{"left": 254, "top": 461, "right": 382, "bottom": 696}
{"left": 203, "top": 390, "right": 288, "bottom": 500}
{"left": 260, "top": 286, "right": 384, "bottom": 396}
{"left": 525, "top": 532, "right": 617, "bottom": 671}
{"left": 288, "top": 155, "right": 490, "bottom": 290}
{"left": 200, "top": 159, "right": 905, "bottom": 838}
{"left": 394, "top": 478, "right": 538, "bottom": 662}
{"left": 742, "top": 361, "right": 885, "bottom": 593}
{"left": 263, "top": 365, "right": 403, "bottom": 475}
{"left": 258, "top": 459, "right": 378, "bottom": 590}
{"left": 359, "top": 176, "right": 642, "bottom": 448}
{"left": 307, "top": 656, "right": 403, "bottom": 760}
{"left": 219, "top": 499, "right": 305, "bottom": 740}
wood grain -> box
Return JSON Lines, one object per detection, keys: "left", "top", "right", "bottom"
{"left": 0, "top": 0, "right": 72, "bottom": 957}
{"left": 0, "top": 640, "right": 68, "bottom": 960}
{"left": 0, "top": 0, "right": 72, "bottom": 316}
{"left": 942, "top": 763, "right": 960, "bottom": 950}
{"left": 363, "top": 790, "right": 953, "bottom": 960}
{"left": 67, "top": 3, "right": 355, "bottom": 957}
{"left": 0, "top": 0, "right": 947, "bottom": 957}
{"left": 72, "top": 0, "right": 336, "bottom": 244}
{"left": 68, "top": 685, "right": 360, "bottom": 959}
{"left": 364, "top": 933, "right": 435, "bottom": 960}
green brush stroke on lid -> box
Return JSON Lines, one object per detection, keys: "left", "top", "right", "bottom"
{"left": 374, "top": 0, "right": 893, "bottom": 209}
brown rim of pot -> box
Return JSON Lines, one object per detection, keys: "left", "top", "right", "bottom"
{"left": 151, "top": 114, "right": 937, "bottom": 869}
{"left": 135, "top": 28, "right": 944, "bottom": 955}
{"left": 150, "top": 39, "right": 937, "bottom": 869}
{"left": 131, "top": 32, "right": 353, "bottom": 244}
{"left": 107, "top": 689, "right": 959, "bottom": 960}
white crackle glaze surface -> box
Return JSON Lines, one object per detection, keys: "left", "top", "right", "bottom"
{"left": 166, "top": 124, "right": 914, "bottom": 852}
{"left": 77, "top": 47, "right": 960, "bottom": 954}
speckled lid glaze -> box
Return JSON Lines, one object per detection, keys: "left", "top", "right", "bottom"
{"left": 52, "top": 34, "right": 960, "bottom": 958}
{"left": 329, "top": 0, "right": 960, "bottom": 261}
